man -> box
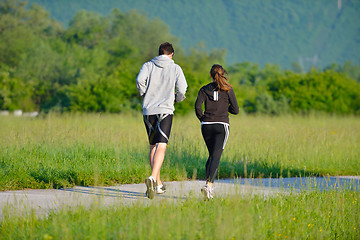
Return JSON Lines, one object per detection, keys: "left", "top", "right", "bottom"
{"left": 136, "top": 42, "right": 188, "bottom": 199}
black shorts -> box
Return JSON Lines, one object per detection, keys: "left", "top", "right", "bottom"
{"left": 143, "top": 114, "right": 173, "bottom": 145}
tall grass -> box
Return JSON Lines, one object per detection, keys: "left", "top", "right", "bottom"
{"left": 1, "top": 189, "right": 359, "bottom": 239}
{"left": 0, "top": 113, "right": 359, "bottom": 190}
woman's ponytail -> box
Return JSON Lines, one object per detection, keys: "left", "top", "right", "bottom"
{"left": 210, "top": 64, "right": 232, "bottom": 92}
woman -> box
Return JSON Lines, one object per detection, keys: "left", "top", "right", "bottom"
{"left": 195, "top": 64, "right": 239, "bottom": 200}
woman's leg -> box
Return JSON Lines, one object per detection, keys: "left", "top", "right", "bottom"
{"left": 201, "top": 124, "right": 228, "bottom": 188}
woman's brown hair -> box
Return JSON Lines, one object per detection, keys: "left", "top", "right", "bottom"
{"left": 210, "top": 64, "right": 232, "bottom": 92}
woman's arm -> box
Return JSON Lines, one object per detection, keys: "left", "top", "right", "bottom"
{"left": 195, "top": 88, "right": 205, "bottom": 121}
{"left": 228, "top": 88, "right": 239, "bottom": 115}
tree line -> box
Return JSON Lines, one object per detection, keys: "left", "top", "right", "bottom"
{"left": 1, "top": 0, "right": 360, "bottom": 115}
{"left": 28, "top": 0, "right": 360, "bottom": 68}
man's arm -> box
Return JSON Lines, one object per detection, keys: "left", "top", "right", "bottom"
{"left": 175, "top": 66, "right": 188, "bottom": 102}
{"left": 136, "top": 63, "right": 149, "bottom": 96}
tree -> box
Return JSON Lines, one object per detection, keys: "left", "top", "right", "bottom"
{"left": 0, "top": 0, "right": 62, "bottom": 67}
{"left": 65, "top": 10, "right": 109, "bottom": 49}
{"left": 267, "top": 70, "right": 360, "bottom": 114}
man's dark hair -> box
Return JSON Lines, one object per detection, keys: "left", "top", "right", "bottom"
{"left": 159, "top": 42, "right": 174, "bottom": 55}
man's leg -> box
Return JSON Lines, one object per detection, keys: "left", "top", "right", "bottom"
{"left": 149, "top": 144, "right": 163, "bottom": 186}
{"left": 151, "top": 142, "right": 167, "bottom": 185}
{"left": 149, "top": 145, "right": 156, "bottom": 169}
{"left": 145, "top": 114, "right": 171, "bottom": 198}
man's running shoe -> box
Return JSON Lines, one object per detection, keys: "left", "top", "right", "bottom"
{"left": 155, "top": 184, "right": 166, "bottom": 194}
{"left": 145, "top": 176, "right": 156, "bottom": 199}
{"left": 201, "top": 184, "right": 214, "bottom": 200}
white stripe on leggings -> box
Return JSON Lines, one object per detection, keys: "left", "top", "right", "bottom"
{"left": 222, "top": 124, "right": 229, "bottom": 149}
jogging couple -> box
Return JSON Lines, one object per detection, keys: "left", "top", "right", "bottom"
{"left": 136, "top": 42, "right": 239, "bottom": 200}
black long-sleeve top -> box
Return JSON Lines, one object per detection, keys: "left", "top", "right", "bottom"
{"left": 195, "top": 82, "right": 239, "bottom": 124}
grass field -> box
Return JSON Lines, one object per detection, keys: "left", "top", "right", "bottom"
{"left": 0, "top": 113, "right": 359, "bottom": 239}
{"left": 0, "top": 113, "right": 359, "bottom": 190}
{"left": 1, "top": 189, "right": 359, "bottom": 239}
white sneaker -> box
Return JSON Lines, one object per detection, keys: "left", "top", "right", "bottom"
{"left": 155, "top": 184, "right": 166, "bottom": 194}
{"left": 201, "top": 185, "right": 214, "bottom": 200}
{"left": 145, "top": 176, "right": 156, "bottom": 199}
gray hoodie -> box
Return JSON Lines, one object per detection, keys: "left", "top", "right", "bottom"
{"left": 136, "top": 55, "right": 188, "bottom": 115}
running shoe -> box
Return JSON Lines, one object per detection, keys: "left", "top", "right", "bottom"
{"left": 155, "top": 184, "right": 166, "bottom": 194}
{"left": 145, "top": 176, "right": 156, "bottom": 199}
{"left": 201, "top": 185, "right": 214, "bottom": 200}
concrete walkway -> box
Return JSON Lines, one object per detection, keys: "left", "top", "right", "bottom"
{"left": 1, "top": 176, "right": 359, "bottom": 219}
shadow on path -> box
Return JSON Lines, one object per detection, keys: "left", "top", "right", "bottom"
{"left": 60, "top": 186, "right": 187, "bottom": 200}
{"left": 60, "top": 187, "right": 142, "bottom": 200}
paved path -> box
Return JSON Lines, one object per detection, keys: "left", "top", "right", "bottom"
{"left": 1, "top": 176, "right": 359, "bottom": 219}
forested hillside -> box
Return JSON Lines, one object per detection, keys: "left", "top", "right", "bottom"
{"left": 1, "top": 0, "right": 360, "bottom": 115}
{"left": 27, "top": 0, "right": 360, "bottom": 69}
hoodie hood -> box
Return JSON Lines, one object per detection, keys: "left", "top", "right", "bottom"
{"left": 203, "top": 82, "right": 220, "bottom": 101}
{"left": 151, "top": 55, "right": 174, "bottom": 68}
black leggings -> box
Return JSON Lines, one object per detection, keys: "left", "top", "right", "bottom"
{"left": 201, "top": 123, "right": 229, "bottom": 183}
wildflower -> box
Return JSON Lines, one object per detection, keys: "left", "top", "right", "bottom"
{"left": 43, "top": 234, "right": 53, "bottom": 240}
{"left": 308, "top": 224, "right": 311, "bottom": 227}
{"left": 278, "top": 234, "right": 281, "bottom": 237}
{"left": 293, "top": 218, "right": 296, "bottom": 221}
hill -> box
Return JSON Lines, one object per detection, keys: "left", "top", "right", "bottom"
{"left": 27, "top": 0, "right": 360, "bottom": 69}
{"left": 1, "top": 0, "right": 360, "bottom": 114}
